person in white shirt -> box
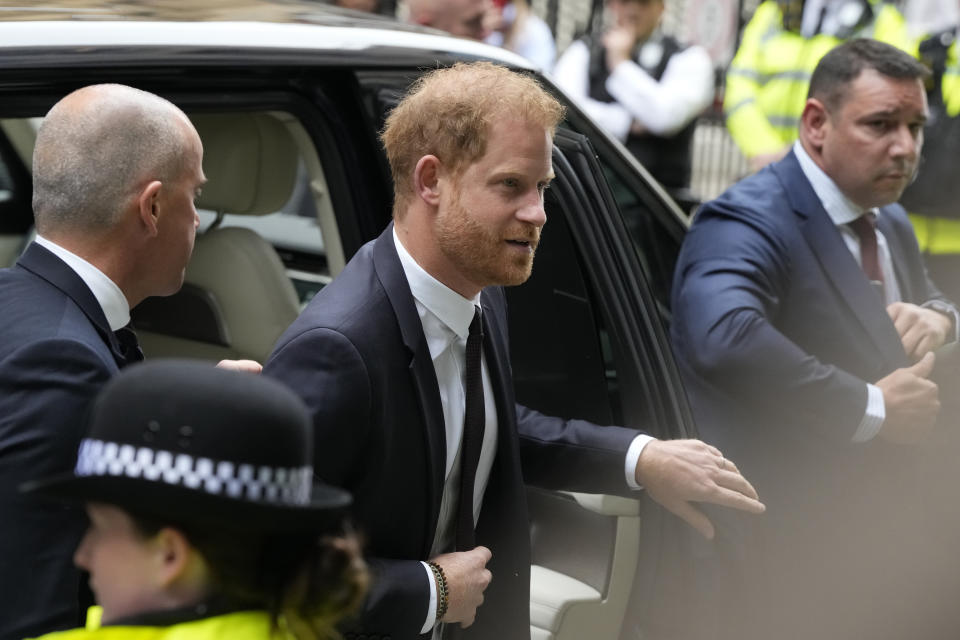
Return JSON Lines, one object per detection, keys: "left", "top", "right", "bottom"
{"left": 265, "top": 61, "right": 765, "bottom": 640}
{"left": 485, "top": 0, "right": 557, "bottom": 71}
{"left": 553, "top": 0, "right": 714, "bottom": 198}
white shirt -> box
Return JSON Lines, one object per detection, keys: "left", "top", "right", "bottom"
{"left": 800, "top": 0, "right": 869, "bottom": 37}
{"left": 393, "top": 231, "right": 650, "bottom": 633}
{"left": 552, "top": 37, "right": 714, "bottom": 140}
{"left": 485, "top": 11, "right": 556, "bottom": 72}
{"left": 34, "top": 235, "right": 130, "bottom": 331}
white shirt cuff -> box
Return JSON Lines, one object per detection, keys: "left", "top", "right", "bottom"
{"left": 851, "top": 383, "right": 885, "bottom": 443}
{"left": 625, "top": 434, "right": 656, "bottom": 489}
{"left": 420, "top": 561, "right": 438, "bottom": 633}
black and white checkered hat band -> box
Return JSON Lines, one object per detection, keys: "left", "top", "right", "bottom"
{"left": 75, "top": 438, "right": 314, "bottom": 506}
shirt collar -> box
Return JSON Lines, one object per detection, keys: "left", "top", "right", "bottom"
{"left": 393, "top": 228, "right": 479, "bottom": 343}
{"left": 793, "top": 140, "right": 871, "bottom": 226}
{"left": 35, "top": 235, "right": 131, "bottom": 331}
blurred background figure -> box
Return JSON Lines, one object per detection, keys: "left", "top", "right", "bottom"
{"left": 406, "top": 0, "right": 491, "bottom": 40}
{"left": 724, "top": 0, "right": 914, "bottom": 172}
{"left": 485, "top": 0, "right": 557, "bottom": 69}
{"left": 21, "top": 360, "right": 367, "bottom": 639}
{"left": 900, "top": 26, "right": 960, "bottom": 304}
{"left": 335, "top": 0, "right": 381, "bottom": 12}
{"left": 553, "top": 0, "right": 713, "bottom": 207}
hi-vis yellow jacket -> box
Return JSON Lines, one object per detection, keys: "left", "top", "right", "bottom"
{"left": 27, "top": 609, "right": 294, "bottom": 640}
{"left": 942, "top": 38, "right": 960, "bottom": 119}
{"left": 724, "top": 0, "right": 914, "bottom": 159}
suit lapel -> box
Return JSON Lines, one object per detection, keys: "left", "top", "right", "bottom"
{"left": 372, "top": 224, "right": 446, "bottom": 555}
{"left": 480, "top": 289, "right": 518, "bottom": 450}
{"left": 17, "top": 242, "right": 127, "bottom": 365}
{"left": 477, "top": 287, "right": 525, "bottom": 544}
{"left": 775, "top": 153, "right": 908, "bottom": 370}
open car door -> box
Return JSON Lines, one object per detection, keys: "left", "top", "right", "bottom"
{"left": 508, "top": 127, "right": 697, "bottom": 640}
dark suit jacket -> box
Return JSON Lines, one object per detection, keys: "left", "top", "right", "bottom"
{"left": 265, "top": 224, "right": 640, "bottom": 640}
{"left": 669, "top": 151, "right": 957, "bottom": 638}
{"left": 0, "top": 243, "right": 131, "bottom": 640}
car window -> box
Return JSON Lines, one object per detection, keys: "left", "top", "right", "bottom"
{"left": 0, "top": 159, "right": 12, "bottom": 203}
{"left": 0, "top": 119, "right": 36, "bottom": 267}
{"left": 601, "top": 159, "right": 683, "bottom": 326}
{"left": 507, "top": 185, "right": 619, "bottom": 425}
{"left": 0, "top": 109, "right": 341, "bottom": 308}
{"left": 555, "top": 118, "right": 687, "bottom": 334}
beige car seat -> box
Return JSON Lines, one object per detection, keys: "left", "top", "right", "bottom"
{"left": 133, "top": 112, "right": 301, "bottom": 363}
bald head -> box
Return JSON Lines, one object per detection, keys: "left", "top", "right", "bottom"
{"left": 408, "top": 0, "right": 489, "bottom": 40}
{"left": 32, "top": 84, "right": 195, "bottom": 236}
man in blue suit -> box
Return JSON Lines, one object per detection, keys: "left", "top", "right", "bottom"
{"left": 671, "top": 40, "right": 958, "bottom": 639}
{"left": 0, "top": 84, "right": 208, "bottom": 640}
{"left": 265, "top": 62, "right": 766, "bottom": 640}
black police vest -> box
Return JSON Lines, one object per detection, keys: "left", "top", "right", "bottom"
{"left": 900, "top": 29, "right": 960, "bottom": 219}
{"left": 587, "top": 33, "right": 697, "bottom": 190}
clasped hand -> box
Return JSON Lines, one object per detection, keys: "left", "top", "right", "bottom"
{"left": 887, "top": 302, "right": 952, "bottom": 361}
{"left": 430, "top": 546, "right": 492, "bottom": 629}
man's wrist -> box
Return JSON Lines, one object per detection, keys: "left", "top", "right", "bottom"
{"left": 419, "top": 562, "right": 438, "bottom": 633}
{"left": 922, "top": 300, "right": 959, "bottom": 343}
{"left": 626, "top": 434, "right": 656, "bottom": 489}
{"left": 852, "top": 383, "right": 885, "bottom": 443}
{"left": 427, "top": 561, "right": 449, "bottom": 622}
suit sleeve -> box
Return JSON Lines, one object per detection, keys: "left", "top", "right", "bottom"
{"left": 887, "top": 206, "right": 960, "bottom": 311}
{"left": 516, "top": 403, "right": 642, "bottom": 496}
{"left": 671, "top": 203, "right": 869, "bottom": 442}
{"left": 264, "top": 328, "right": 433, "bottom": 636}
{"left": 480, "top": 285, "right": 644, "bottom": 496}
{"left": 0, "top": 338, "right": 114, "bottom": 638}
{"left": 265, "top": 328, "right": 372, "bottom": 487}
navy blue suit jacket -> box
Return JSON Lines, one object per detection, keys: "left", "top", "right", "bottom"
{"left": 265, "top": 224, "right": 640, "bottom": 640}
{"left": 672, "top": 151, "right": 952, "bottom": 484}
{"left": 669, "top": 151, "right": 956, "bottom": 637}
{"left": 0, "top": 243, "right": 131, "bottom": 640}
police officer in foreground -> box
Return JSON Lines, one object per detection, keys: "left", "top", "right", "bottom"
{"left": 21, "top": 360, "right": 367, "bottom": 640}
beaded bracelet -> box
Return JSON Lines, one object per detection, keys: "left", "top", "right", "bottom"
{"left": 427, "top": 561, "right": 449, "bottom": 621}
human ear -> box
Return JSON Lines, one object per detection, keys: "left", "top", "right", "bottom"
{"left": 152, "top": 527, "right": 194, "bottom": 588}
{"left": 137, "top": 181, "right": 163, "bottom": 237}
{"left": 801, "top": 98, "right": 829, "bottom": 147}
{"left": 413, "top": 155, "right": 442, "bottom": 207}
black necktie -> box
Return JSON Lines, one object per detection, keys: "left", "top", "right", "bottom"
{"left": 114, "top": 325, "right": 144, "bottom": 366}
{"left": 456, "top": 306, "right": 484, "bottom": 551}
{"left": 849, "top": 213, "right": 885, "bottom": 300}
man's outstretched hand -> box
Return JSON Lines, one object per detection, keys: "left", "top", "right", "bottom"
{"left": 635, "top": 439, "right": 765, "bottom": 539}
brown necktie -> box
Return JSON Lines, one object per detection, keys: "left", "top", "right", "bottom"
{"left": 849, "top": 213, "right": 885, "bottom": 299}
{"left": 456, "top": 306, "right": 484, "bottom": 551}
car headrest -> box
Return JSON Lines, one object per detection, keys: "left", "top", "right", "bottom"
{"left": 190, "top": 112, "right": 298, "bottom": 216}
